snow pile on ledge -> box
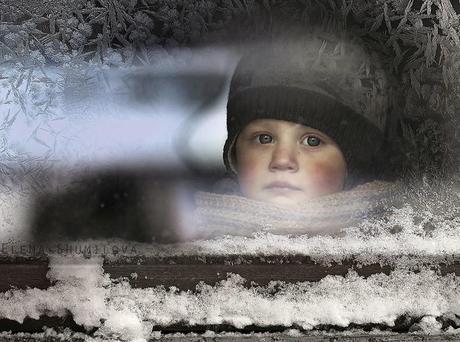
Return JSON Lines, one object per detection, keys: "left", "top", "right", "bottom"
{"left": 2, "top": 328, "right": 459, "bottom": 342}
{"left": 106, "top": 269, "right": 460, "bottom": 334}
{"left": 1, "top": 256, "right": 460, "bottom": 341}
{"left": 0, "top": 256, "right": 108, "bottom": 328}
{"left": 1, "top": 202, "right": 459, "bottom": 267}
{"left": 0, "top": 256, "right": 151, "bottom": 341}
{"left": 107, "top": 181, "right": 460, "bottom": 265}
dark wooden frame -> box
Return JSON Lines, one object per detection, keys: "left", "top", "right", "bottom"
{"left": 1, "top": 255, "right": 459, "bottom": 339}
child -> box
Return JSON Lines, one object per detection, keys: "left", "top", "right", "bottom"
{"left": 231, "top": 119, "right": 347, "bottom": 207}
{"left": 192, "top": 31, "right": 397, "bottom": 238}
{"left": 223, "top": 32, "right": 390, "bottom": 200}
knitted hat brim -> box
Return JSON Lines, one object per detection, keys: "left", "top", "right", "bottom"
{"left": 224, "top": 86, "right": 384, "bottom": 178}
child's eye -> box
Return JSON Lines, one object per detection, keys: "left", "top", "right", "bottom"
{"left": 302, "top": 135, "right": 321, "bottom": 147}
{"left": 256, "top": 134, "right": 273, "bottom": 144}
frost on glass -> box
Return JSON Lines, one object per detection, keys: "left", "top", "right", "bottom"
{"left": 0, "top": 0, "right": 460, "bottom": 338}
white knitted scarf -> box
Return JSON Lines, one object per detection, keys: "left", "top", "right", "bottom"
{"left": 193, "top": 181, "right": 397, "bottom": 238}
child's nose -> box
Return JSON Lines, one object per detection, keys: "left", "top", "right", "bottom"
{"left": 269, "top": 143, "right": 299, "bottom": 172}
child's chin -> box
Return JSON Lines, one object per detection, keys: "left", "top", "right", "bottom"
{"left": 261, "top": 194, "right": 304, "bottom": 207}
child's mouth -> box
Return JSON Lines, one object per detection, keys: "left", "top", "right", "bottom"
{"left": 264, "top": 181, "right": 302, "bottom": 191}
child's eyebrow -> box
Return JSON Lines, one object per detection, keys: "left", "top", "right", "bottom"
{"left": 250, "top": 121, "right": 293, "bottom": 130}
{"left": 244, "top": 122, "right": 329, "bottom": 138}
{"left": 244, "top": 123, "right": 275, "bottom": 131}
{"left": 299, "top": 127, "right": 324, "bottom": 135}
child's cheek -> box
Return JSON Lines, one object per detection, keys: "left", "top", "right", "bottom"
{"left": 237, "top": 155, "right": 264, "bottom": 190}
{"left": 307, "top": 159, "right": 346, "bottom": 194}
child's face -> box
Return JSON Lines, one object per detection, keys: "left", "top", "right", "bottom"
{"left": 235, "top": 119, "right": 347, "bottom": 206}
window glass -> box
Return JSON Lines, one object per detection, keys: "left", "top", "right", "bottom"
{"left": 0, "top": 0, "right": 459, "bottom": 339}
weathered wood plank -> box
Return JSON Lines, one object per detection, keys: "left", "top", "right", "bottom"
{"left": 104, "top": 262, "right": 392, "bottom": 289}
{"left": 1, "top": 256, "right": 459, "bottom": 292}
{"left": 0, "top": 264, "right": 50, "bottom": 291}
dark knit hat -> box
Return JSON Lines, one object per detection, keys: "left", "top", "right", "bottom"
{"left": 224, "top": 34, "right": 390, "bottom": 187}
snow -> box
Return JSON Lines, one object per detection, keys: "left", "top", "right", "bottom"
{"left": 417, "top": 316, "right": 444, "bottom": 334}
{"left": 0, "top": 181, "right": 457, "bottom": 341}
{"left": 95, "top": 309, "right": 150, "bottom": 342}
{"left": 0, "top": 255, "right": 460, "bottom": 341}
{"left": 91, "top": 268, "right": 460, "bottom": 333}
{"left": 0, "top": 256, "right": 108, "bottom": 327}
{"left": 1, "top": 200, "right": 459, "bottom": 267}
{"left": 3, "top": 329, "right": 454, "bottom": 341}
